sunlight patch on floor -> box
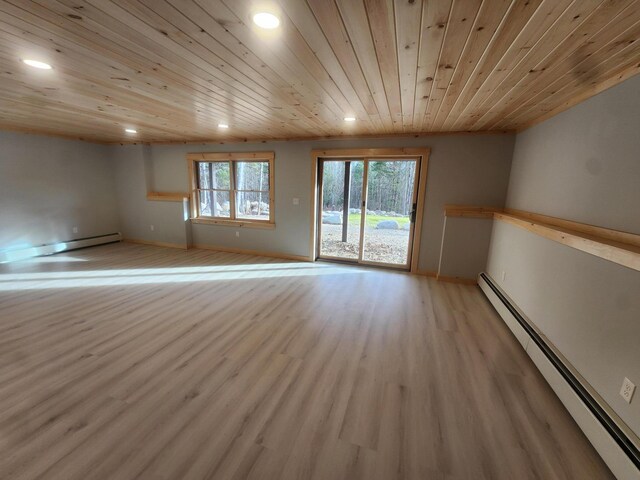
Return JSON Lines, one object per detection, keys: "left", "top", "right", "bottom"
{"left": 0, "top": 262, "right": 369, "bottom": 291}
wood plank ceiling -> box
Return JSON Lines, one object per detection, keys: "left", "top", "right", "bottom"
{"left": 0, "top": 0, "right": 639, "bottom": 143}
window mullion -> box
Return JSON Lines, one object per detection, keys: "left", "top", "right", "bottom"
{"left": 229, "top": 160, "right": 236, "bottom": 221}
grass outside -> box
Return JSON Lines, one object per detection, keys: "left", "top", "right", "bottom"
{"left": 346, "top": 213, "right": 410, "bottom": 228}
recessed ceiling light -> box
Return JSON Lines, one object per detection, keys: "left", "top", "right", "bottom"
{"left": 218, "top": 123, "right": 229, "bottom": 129}
{"left": 23, "top": 59, "right": 52, "bottom": 70}
{"left": 125, "top": 128, "right": 137, "bottom": 134}
{"left": 253, "top": 12, "right": 280, "bottom": 29}
{"left": 344, "top": 117, "right": 356, "bottom": 122}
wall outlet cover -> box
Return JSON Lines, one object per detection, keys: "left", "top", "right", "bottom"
{"left": 236, "top": 231, "right": 240, "bottom": 237}
{"left": 150, "top": 225, "right": 155, "bottom": 231}
{"left": 293, "top": 197, "right": 299, "bottom": 205}
{"left": 72, "top": 227, "right": 78, "bottom": 234}
{"left": 620, "top": 377, "right": 635, "bottom": 404}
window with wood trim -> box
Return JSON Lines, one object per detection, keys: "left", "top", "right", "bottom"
{"left": 188, "top": 152, "right": 275, "bottom": 227}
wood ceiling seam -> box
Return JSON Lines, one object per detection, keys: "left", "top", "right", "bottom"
{"left": 301, "top": 0, "right": 382, "bottom": 129}
{"left": 394, "top": 0, "right": 423, "bottom": 132}
{"left": 440, "top": 0, "right": 545, "bottom": 130}
{"left": 95, "top": 0, "right": 314, "bottom": 127}
{"left": 334, "top": 0, "right": 394, "bottom": 132}
{"left": 237, "top": 0, "right": 374, "bottom": 130}
{"left": 515, "top": 60, "right": 640, "bottom": 131}
{"left": 466, "top": 0, "right": 606, "bottom": 130}
{"left": 479, "top": 0, "right": 637, "bottom": 130}
{"left": 364, "top": 0, "right": 404, "bottom": 131}
{"left": 411, "top": 0, "right": 453, "bottom": 131}
{"left": 448, "top": 0, "right": 577, "bottom": 130}
{"left": 432, "top": 0, "right": 516, "bottom": 130}
{"left": 203, "top": 0, "right": 355, "bottom": 131}
{"left": 0, "top": 28, "right": 274, "bottom": 139}
{"left": 414, "top": 0, "right": 454, "bottom": 131}
{"left": 490, "top": 5, "right": 640, "bottom": 129}
{"left": 0, "top": 0, "right": 635, "bottom": 141}
{"left": 269, "top": 0, "right": 374, "bottom": 125}
{"left": 147, "top": 0, "right": 332, "bottom": 134}
{"left": 9, "top": 0, "right": 288, "bottom": 132}
{"left": 508, "top": 40, "right": 640, "bottom": 130}
{"left": 422, "top": 0, "right": 484, "bottom": 131}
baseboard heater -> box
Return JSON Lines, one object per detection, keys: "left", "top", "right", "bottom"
{"left": 0, "top": 233, "right": 122, "bottom": 263}
{"left": 478, "top": 272, "right": 640, "bottom": 480}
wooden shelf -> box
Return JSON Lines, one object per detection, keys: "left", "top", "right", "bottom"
{"left": 444, "top": 204, "right": 497, "bottom": 219}
{"left": 146, "top": 192, "right": 190, "bottom": 202}
{"left": 444, "top": 205, "right": 640, "bottom": 272}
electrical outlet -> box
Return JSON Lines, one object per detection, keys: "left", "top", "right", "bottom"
{"left": 501, "top": 271, "right": 506, "bottom": 282}
{"left": 620, "top": 377, "right": 635, "bottom": 404}
{"left": 235, "top": 231, "right": 240, "bottom": 237}
{"left": 293, "top": 197, "right": 299, "bottom": 205}
{"left": 150, "top": 225, "right": 155, "bottom": 231}
{"left": 72, "top": 226, "right": 78, "bottom": 234}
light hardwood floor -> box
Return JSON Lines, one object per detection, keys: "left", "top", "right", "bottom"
{"left": 0, "top": 242, "right": 613, "bottom": 480}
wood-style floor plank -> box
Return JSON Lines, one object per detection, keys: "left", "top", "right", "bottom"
{"left": 0, "top": 242, "right": 613, "bottom": 479}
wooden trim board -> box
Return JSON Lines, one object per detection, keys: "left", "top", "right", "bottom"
{"left": 124, "top": 238, "right": 188, "bottom": 250}
{"left": 186, "top": 151, "right": 276, "bottom": 227}
{"left": 309, "top": 148, "right": 430, "bottom": 273}
{"left": 146, "top": 192, "right": 190, "bottom": 202}
{"left": 503, "top": 208, "right": 640, "bottom": 249}
{"left": 444, "top": 204, "right": 499, "bottom": 219}
{"left": 436, "top": 274, "right": 478, "bottom": 285}
{"left": 192, "top": 244, "right": 310, "bottom": 262}
{"left": 443, "top": 205, "right": 640, "bottom": 272}
{"left": 495, "top": 213, "right": 640, "bottom": 272}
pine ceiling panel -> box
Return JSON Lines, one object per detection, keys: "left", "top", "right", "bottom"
{"left": 0, "top": 0, "right": 637, "bottom": 143}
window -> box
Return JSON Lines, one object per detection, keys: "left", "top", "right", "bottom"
{"left": 188, "top": 152, "right": 275, "bottom": 228}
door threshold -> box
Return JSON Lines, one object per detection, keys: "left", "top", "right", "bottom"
{"left": 316, "top": 257, "right": 410, "bottom": 272}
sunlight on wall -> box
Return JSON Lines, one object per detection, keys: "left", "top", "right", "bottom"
{"left": 0, "top": 242, "right": 68, "bottom": 264}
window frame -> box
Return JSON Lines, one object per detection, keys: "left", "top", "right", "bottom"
{"left": 187, "top": 152, "right": 275, "bottom": 229}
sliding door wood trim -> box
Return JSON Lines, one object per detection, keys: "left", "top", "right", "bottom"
{"left": 310, "top": 148, "right": 430, "bottom": 273}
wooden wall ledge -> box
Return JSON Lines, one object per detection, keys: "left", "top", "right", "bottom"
{"left": 444, "top": 205, "right": 640, "bottom": 272}
{"left": 146, "top": 191, "right": 190, "bottom": 202}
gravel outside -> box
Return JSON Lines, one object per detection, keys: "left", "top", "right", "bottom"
{"left": 319, "top": 224, "right": 410, "bottom": 265}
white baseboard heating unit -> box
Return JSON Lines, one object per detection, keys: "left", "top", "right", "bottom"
{"left": 478, "top": 272, "right": 640, "bottom": 480}
{"left": 0, "top": 233, "right": 122, "bottom": 263}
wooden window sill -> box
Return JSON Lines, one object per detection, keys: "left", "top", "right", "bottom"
{"left": 191, "top": 217, "right": 275, "bottom": 229}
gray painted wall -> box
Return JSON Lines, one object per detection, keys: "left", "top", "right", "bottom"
{"left": 112, "top": 145, "right": 189, "bottom": 247}
{"left": 486, "top": 75, "right": 640, "bottom": 437}
{"left": 0, "top": 131, "right": 119, "bottom": 253}
{"left": 438, "top": 216, "right": 493, "bottom": 279}
{"left": 507, "top": 74, "right": 640, "bottom": 233}
{"left": 115, "top": 134, "right": 515, "bottom": 272}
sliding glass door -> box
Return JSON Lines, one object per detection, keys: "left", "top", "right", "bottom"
{"left": 317, "top": 160, "right": 363, "bottom": 261}
{"left": 317, "top": 157, "right": 420, "bottom": 269}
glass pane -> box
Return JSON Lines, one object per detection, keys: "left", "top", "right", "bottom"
{"left": 319, "top": 160, "right": 363, "bottom": 261}
{"left": 198, "top": 162, "right": 230, "bottom": 190}
{"left": 235, "top": 162, "right": 269, "bottom": 191}
{"left": 236, "top": 191, "right": 270, "bottom": 220}
{"left": 362, "top": 160, "right": 416, "bottom": 265}
{"left": 199, "top": 190, "right": 230, "bottom": 218}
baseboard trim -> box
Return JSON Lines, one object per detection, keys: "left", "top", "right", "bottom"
{"left": 124, "top": 238, "right": 188, "bottom": 250}
{"left": 414, "top": 270, "right": 477, "bottom": 284}
{"left": 414, "top": 269, "right": 437, "bottom": 277}
{"left": 479, "top": 272, "right": 640, "bottom": 480}
{"left": 436, "top": 274, "right": 477, "bottom": 285}
{"left": 0, "top": 233, "right": 122, "bottom": 263}
{"left": 192, "top": 244, "right": 310, "bottom": 262}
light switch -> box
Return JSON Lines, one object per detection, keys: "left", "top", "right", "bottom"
{"left": 293, "top": 197, "right": 299, "bottom": 205}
